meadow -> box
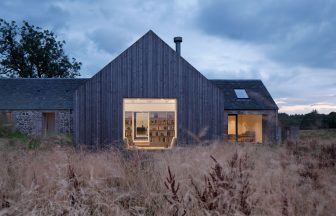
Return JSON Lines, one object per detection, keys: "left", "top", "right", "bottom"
{"left": 0, "top": 129, "right": 335, "bottom": 215}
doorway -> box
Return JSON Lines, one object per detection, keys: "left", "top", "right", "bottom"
{"left": 43, "top": 112, "right": 55, "bottom": 136}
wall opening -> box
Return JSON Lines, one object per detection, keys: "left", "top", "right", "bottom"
{"left": 43, "top": 112, "right": 55, "bottom": 136}
{"left": 0, "top": 112, "right": 13, "bottom": 128}
{"left": 228, "top": 114, "right": 262, "bottom": 143}
{"left": 123, "top": 98, "right": 177, "bottom": 149}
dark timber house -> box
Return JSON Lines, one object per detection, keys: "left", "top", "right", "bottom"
{"left": 0, "top": 31, "right": 278, "bottom": 149}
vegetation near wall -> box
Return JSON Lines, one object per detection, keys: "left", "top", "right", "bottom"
{"left": 0, "top": 130, "right": 335, "bottom": 215}
{"left": 279, "top": 110, "right": 336, "bottom": 130}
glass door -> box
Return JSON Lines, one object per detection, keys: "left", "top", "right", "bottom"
{"left": 134, "top": 112, "right": 149, "bottom": 142}
{"left": 228, "top": 114, "right": 237, "bottom": 142}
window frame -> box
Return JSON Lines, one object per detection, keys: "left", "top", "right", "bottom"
{"left": 234, "top": 89, "right": 249, "bottom": 99}
{"left": 123, "top": 98, "right": 177, "bottom": 149}
{"left": 228, "top": 114, "right": 238, "bottom": 142}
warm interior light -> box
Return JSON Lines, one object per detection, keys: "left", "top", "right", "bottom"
{"left": 238, "top": 115, "right": 262, "bottom": 143}
{"left": 123, "top": 98, "right": 177, "bottom": 149}
{"left": 227, "top": 114, "right": 262, "bottom": 143}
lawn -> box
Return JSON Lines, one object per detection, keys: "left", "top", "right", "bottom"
{"left": 0, "top": 130, "right": 335, "bottom": 215}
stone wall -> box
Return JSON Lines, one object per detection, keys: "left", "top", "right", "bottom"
{"left": 0, "top": 110, "right": 73, "bottom": 136}
{"left": 55, "top": 111, "right": 73, "bottom": 134}
{"left": 12, "top": 111, "right": 43, "bottom": 135}
{"left": 223, "top": 110, "right": 278, "bottom": 144}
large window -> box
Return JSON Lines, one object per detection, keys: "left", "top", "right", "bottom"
{"left": 123, "top": 99, "right": 177, "bottom": 149}
{"left": 228, "top": 114, "right": 262, "bottom": 143}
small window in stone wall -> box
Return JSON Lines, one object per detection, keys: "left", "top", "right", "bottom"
{"left": 0, "top": 112, "right": 13, "bottom": 128}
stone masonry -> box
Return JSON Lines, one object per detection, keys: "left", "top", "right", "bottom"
{"left": 9, "top": 110, "right": 73, "bottom": 136}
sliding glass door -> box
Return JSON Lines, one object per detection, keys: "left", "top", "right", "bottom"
{"left": 227, "top": 114, "right": 262, "bottom": 143}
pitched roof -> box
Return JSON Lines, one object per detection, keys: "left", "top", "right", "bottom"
{"left": 211, "top": 79, "right": 278, "bottom": 110}
{"left": 0, "top": 78, "right": 88, "bottom": 110}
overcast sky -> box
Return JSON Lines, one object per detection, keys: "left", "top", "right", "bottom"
{"left": 1, "top": 0, "right": 335, "bottom": 114}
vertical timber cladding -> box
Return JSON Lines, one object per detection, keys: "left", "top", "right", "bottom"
{"left": 74, "top": 31, "right": 225, "bottom": 148}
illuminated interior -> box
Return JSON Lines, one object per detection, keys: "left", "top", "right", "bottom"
{"left": 228, "top": 115, "right": 237, "bottom": 142}
{"left": 228, "top": 114, "right": 262, "bottom": 143}
{"left": 123, "top": 98, "right": 177, "bottom": 149}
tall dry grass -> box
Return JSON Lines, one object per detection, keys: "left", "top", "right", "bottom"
{"left": 0, "top": 137, "right": 335, "bottom": 215}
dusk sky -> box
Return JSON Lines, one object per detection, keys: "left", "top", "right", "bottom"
{"left": 1, "top": 0, "right": 335, "bottom": 114}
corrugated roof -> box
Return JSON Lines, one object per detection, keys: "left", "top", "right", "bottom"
{"left": 211, "top": 79, "right": 278, "bottom": 110}
{"left": 0, "top": 78, "right": 88, "bottom": 110}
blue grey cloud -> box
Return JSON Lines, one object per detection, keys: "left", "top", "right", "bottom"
{"left": 197, "top": 0, "right": 336, "bottom": 69}
{"left": 88, "top": 28, "right": 130, "bottom": 54}
{"left": 0, "top": 0, "right": 70, "bottom": 31}
{"left": 0, "top": 0, "right": 335, "bottom": 114}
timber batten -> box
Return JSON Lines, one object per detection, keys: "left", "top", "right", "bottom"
{"left": 74, "top": 31, "right": 225, "bottom": 147}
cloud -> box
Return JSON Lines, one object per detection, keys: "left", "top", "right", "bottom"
{"left": 279, "top": 102, "right": 336, "bottom": 114}
{"left": 0, "top": 0, "right": 70, "bottom": 31}
{"left": 0, "top": 0, "right": 335, "bottom": 114}
{"left": 88, "top": 28, "right": 132, "bottom": 54}
{"left": 197, "top": 0, "right": 336, "bottom": 69}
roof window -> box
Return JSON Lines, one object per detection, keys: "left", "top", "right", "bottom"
{"left": 234, "top": 89, "right": 249, "bottom": 99}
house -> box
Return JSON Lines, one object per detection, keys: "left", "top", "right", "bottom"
{"left": 0, "top": 79, "right": 87, "bottom": 135}
{"left": 0, "top": 31, "right": 278, "bottom": 148}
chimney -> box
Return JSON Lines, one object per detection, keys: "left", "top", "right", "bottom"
{"left": 174, "top": 36, "right": 182, "bottom": 56}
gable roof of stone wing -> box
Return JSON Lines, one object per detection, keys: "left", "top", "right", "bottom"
{"left": 0, "top": 78, "right": 88, "bottom": 110}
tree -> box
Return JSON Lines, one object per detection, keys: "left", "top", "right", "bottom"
{"left": 300, "top": 110, "right": 323, "bottom": 130}
{"left": 323, "top": 112, "right": 336, "bottom": 129}
{"left": 0, "top": 19, "right": 81, "bottom": 78}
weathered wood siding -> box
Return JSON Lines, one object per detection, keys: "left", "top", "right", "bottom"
{"left": 74, "top": 31, "right": 225, "bottom": 147}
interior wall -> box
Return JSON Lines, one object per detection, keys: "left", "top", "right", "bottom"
{"left": 224, "top": 110, "right": 278, "bottom": 144}
{"left": 237, "top": 114, "right": 262, "bottom": 143}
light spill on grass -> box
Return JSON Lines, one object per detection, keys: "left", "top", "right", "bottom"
{"left": 0, "top": 138, "right": 335, "bottom": 215}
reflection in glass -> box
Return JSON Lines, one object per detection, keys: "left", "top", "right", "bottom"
{"left": 134, "top": 112, "right": 149, "bottom": 141}
{"left": 228, "top": 115, "right": 236, "bottom": 142}
{"left": 124, "top": 111, "right": 176, "bottom": 148}
{"left": 124, "top": 112, "right": 133, "bottom": 145}
{"left": 238, "top": 115, "right": 262, "bottom": 143}
{"left": 227, "top": 114, "right": 262, "bottom": 143}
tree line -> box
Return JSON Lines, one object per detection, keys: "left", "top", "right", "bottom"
{"left": 279, "top": 110, "right": 336, "bottom": 130}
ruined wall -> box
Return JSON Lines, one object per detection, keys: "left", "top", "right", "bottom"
{"left": 223, "top": 110, "right": 278, "bottom": 144}
{"left": 1, "top": 110, "right": 73, "bottom": 136}
{"left": 12, "top": 111, "right": 43, "bottom": 135}
{"left": 55, "top": 111, "right": 73, "bottom": 134}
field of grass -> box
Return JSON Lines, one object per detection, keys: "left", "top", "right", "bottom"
{"left": 0, "top": 130, "right": 335, "bottom": 215}
{"left": 300, "top": 129, "right": 336, "bottom": 140}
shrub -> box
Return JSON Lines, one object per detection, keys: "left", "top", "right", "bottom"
{"left": 164, "top": 152, "right": 257, "bottom": 215}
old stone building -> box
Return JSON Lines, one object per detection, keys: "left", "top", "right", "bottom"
{"left": 0, "top": 79, "right": 87, "bottom": 136}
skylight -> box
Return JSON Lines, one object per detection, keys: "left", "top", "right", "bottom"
{"left": 234, "top": 89, "right": 249, "bottom": 99}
